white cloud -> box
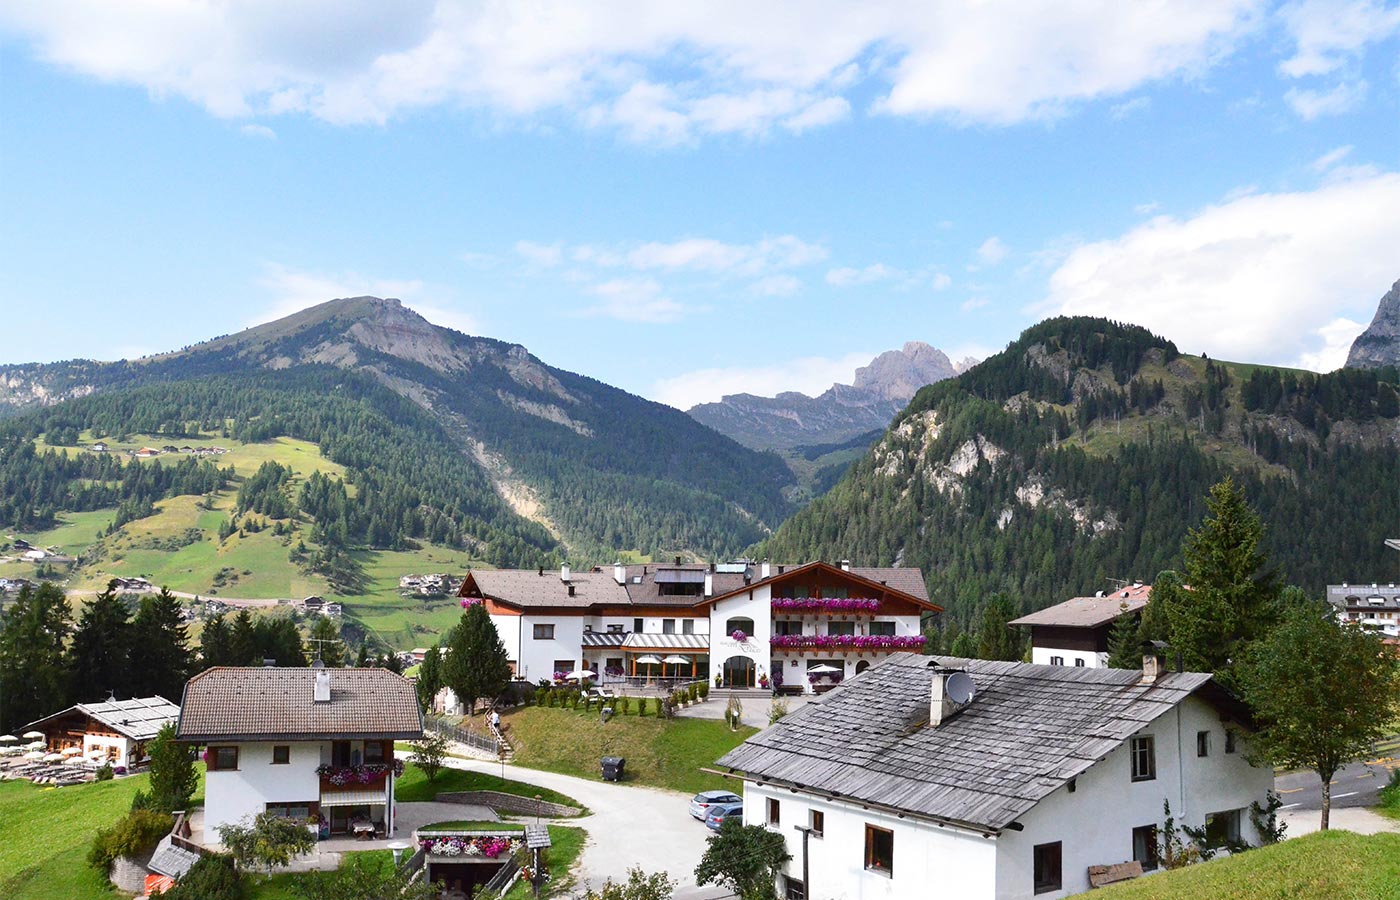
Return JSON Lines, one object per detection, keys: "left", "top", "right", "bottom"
{"left": 976, "top": 236, "right": 1010, "bottom": 266}
{"left": 826, "top": 263, "right": 899, "bottom": 287}
{"left": 1039, "top": 171, "right": 1400, "bottom": 372}
{"left": 1311, "top": 145, "right": 1353, "bottom": 171}
{"left": 930, "top": 272, "right": 952, "bottom": 291}
{"left": 0, "top": 0, "right": 1267, "bottom": 139}
{"left": 583, "top": 278, "right": 685, "bottom": 323}
{"left": 651, "top": 351, "right": 876, "bottom": 409}
{"left": 239, "top": 123, "right": 277, "bottom": 139}
{"left": 1134, "top": 201, "right": 1162, "bottom": 215}
{"left": 515, "top": 240, "right": 563, "bottom": 267}
{"left": 1278, "top": 0, "right": 1400, "bottom": 77}
{"left": 1295, "top": 317, "right": 1367, "bottom": 372}
{"left": 252, "top": 263, "right": 479, "bottom": 334}
{"left": 1110, "top": 96, "right": 1151, "bottom": 119}
{"left": 749, "top": 274, "right": 802, "bottom": 297}
{"left": 961, "top": 297, "right": 989, "bottom": 312}
{"left": 1285, "top": 80, "right": 1368, "bottom": 119}
{"left": 624, "top": 235, "right": 825, "bottom": 274}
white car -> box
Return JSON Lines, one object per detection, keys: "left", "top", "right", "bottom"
{"left": 689, "top": 790, "right": 742, "bottom": 820}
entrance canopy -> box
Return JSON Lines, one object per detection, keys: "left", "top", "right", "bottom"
{"left": 320, "top": 787, "right": 386, "bottom": 807}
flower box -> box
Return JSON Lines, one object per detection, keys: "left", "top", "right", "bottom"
{"left": 768, "top": 634, "right": 926, "bottom": 651}
{"left": 315, "top": 760, "right": 404, "bottom": 786}
{"left": 770, "top": 598, "right": 881, "bottom": 613}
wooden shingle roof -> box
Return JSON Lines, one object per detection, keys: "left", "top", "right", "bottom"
{"left": 176, "top": 667, "right": 422, "bottom": 742}
{"left": 717, "top": 653, "right": 1219, "bottom": 833}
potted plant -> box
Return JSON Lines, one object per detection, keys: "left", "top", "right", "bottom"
{"left": 714, "top": 672, "right": 723, "bottom": 688}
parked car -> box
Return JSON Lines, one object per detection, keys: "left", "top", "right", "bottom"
{"left": 689, "top": 790, "right": 742, "bottom": 820}
{"left": 705, "top": 803, "right": 743, "bottom": 831}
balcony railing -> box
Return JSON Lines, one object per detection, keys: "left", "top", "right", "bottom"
{"left": 315, "top": 759, "right": 404, "bottom": 787}
{"left": 771, "top": 597, "right": 881, "bottom": 613}
{"left": 769, "top": 634, "right": 926, "bottom": 651}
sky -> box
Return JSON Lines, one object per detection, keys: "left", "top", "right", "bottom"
{"left": 1, "top": 1, "right": 1398, "bottom": 410}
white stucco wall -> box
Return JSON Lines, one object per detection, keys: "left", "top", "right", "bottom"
{"left": 743, "top": 782, "right": 998, "bottom": 900}
{"left": 711, "top": 585, "right": 773, "bottom": 681}
{"left": 994, "top": 695, "right": 1273, "bottom": 899}
{"left": 204, "top": 741, "right": 322, "bottom": 835}
{"left": 489, "top": 613, "right": 522, "bottom": 670}
{"left": 515, "top": 614, "right": 585, "bottom": 682}
{"left": 82, "top": 734, "right": 132, "bottom": 766}
{"left": 1029, "top": 647, "right": 1105, "bottom": 668}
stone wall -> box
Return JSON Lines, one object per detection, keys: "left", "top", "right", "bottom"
{"left": 435, "top": 790, "right": 580, "bottom": 818}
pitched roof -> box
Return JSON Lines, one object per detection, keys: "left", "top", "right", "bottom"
{"left": 22, "top": 696, "right": 180, "bottom": 742}
{"left": 716, "top": 653, "right": 1224, "bottom": 833}
{"left": 705, "top": 561, "right": 936, "bottom": 609}
{"left": 464, "top": 568, "right": 631, "bottom": 609}
{"left": 176, "top": 667, "right": 422, "bottom": 742}
{"left": 1009, "top": 584, "right": 1152, "bottom": 628}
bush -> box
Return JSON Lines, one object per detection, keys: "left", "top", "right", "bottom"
{"left": 95, "top": 764, "right": 115, "bottom": 781}
{"left": 583, "top": 693, "right": 593, "bottom": 712}
{"left": 698, "top": 682, "right": 709, "bottom": 700}
{"left": 617, "top": 695, "right": 630, "bottom": 716}
{"left": 688, "top": 683, "right": 698, "bottom": 703}
{"left": 161, "top": 854, "right": 247, "bottom": 900}
{"left": 88, "top": 809, "right": 175, "bottom": 872}
{"left": 570, "top": 691, "right": 581, "bottom": 710}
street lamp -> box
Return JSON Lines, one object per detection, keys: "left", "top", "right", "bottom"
{"left": 386, "top": 840, "right": 409, "bottom": 868}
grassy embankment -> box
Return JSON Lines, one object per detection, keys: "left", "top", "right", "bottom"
{"left": 499, "top": 704, "right": 757, "bottom": 795}
{"left": 394, "top": 763, "right": 586, "bottom": 813}
{"left": 1073, "top": 830, "right": 1400, "bottom": 900}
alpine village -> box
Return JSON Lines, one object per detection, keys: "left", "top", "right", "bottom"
{"left": 4, "top": 9, "right": 1400, "bottom": 900}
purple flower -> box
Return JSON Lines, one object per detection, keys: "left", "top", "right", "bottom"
{"left": 730, "top": 630, "right": 747, "bottom": 642}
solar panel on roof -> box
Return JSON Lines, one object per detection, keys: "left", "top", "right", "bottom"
{"left": 654, "top": 569, "right": 705, "bottom": 583}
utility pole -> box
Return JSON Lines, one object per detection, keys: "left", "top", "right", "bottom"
{"left": 792, "top": 824, "right": 814, "bottom": 900}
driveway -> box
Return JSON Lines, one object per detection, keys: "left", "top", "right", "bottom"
{"left": 439, "top": 755, "right": 729, "bottom": 899}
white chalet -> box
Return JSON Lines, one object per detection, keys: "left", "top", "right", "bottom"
{"left": 1009, "top": 584, "right": 1152, "bottom": 668}
{"left": 716, "top": 653, "right": 1271, "bottom": 900}
{"left": 1327, "top": 583, "right": 1400, "bottom": 638}
{"left": 177, "top": 666, "right": 423, "bottom": 838}
{"left": 457, "top": 560, "right": 939, "bottom": 691}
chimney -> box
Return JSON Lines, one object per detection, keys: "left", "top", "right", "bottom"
{"left": 777, "top": 565, "right": 785, "bottom": 575}
{"left": 760, "top": 561, "right": 771, "bottom": 579}
{"left": 614, "top": 562, "right": 626, "bottom": 585}
{"left": 538, "top": 566, "right": 544, "bottom": 577}
{"left": 709, "top": 562, "right": 716, "bottom": 573}
{"left": 840, "top": 559, "right": 851, "bottom": 571}
{"left": 560, "top": 564, "right": 571, "bottom": 582}
{"left": 314, "top": 669, "right": 331, "bottom": 703}
{"left": 704, "top": 573, "right": 714, "bottom": 597}
{"left": 1141, "top": 643, "right": 1167, "bottom": 684}
{"left": 567, "top": 584, "right": 576, "bottom": 598}
{"left": 928, "top": 664, "right": 974, "bottom": 727}
{"left": 675, "top": 555, "right": 683, "bottom": 566}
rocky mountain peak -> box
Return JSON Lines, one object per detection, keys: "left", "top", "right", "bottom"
{"left": 1346, "top": 278, "right": 1400, "bottom": 369}
{"left": 852, "top": 341, "right": 958, "bottom": 401}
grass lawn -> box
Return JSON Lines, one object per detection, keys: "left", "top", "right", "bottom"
{"left": 0, "top": 774, "right": 151, "bottom": 900}
{"left": 1379, "top": 769, "right": 1400, "bottom": 820}
{"left": 1073, "top": 830, "right": 1400, "bottom": 900}
{"left": 502, "top": 705, "right": 756, "bottom": 795}
{"left": 395, "top": 763, "right": 587, "bottom": 814}
{"left": 250, "top": 849, "right": 394, "bottom": 900}
{"left": 507, "top": 825, "right": 586, "bottom": 900}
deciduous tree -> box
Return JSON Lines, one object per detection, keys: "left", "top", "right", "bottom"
{"left": 415, "top": 644, "right": 443, "bottom": 712}
{"left": 1237, "top": 600, "right": 1400, "bottom": 831}
{"left": 695, "top": 819, "right": 791, "bottom": 900}
{"left": 218, "top": 812, "right": 316, "bottom": 877}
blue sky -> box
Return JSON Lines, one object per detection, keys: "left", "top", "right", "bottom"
{"left": 2, "top": 2, "right": 1398, "bottom": 409}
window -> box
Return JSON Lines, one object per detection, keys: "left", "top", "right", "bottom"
{"left": 208, "top": 746, "right": 239, "bottom": 771}
{"left": 271, "top": 745, "right": 290, "bottom": 765}
{"left": 364, "top": 741, "right": 385, "bottom": 764}
{"left": 823, "top": 587, "right": 848, "bottom": 599}
{"left": 331, "top": 741, "right": 351, "bottom": 767}
{"left": 607, "top": 623, "right": 624, "bottom": 633}
{"left": 1197, "top": 730, "right": 1211, "bottom": 758}
{"left": 809, "top": 809, "right": 824, "bottom": 836}
{"left": 1203, "top": 810, "right": 1242, "bottom": 848}
{"left": 552, "top": 659, "right": 574, "bottom": 676}
{"left": 725, "top": 617, "right": 755, "bottom": 637}
{"left": 1131, "top": 736, "right": 1156, "bottom": 782}
{"left": 774, "top": 620, "right": 802, "bottom": 636}
{"left": 533, "top": 624, "right": 555, "bottom": 640}
{"left": 827, "top": 620, "right": 855, "bottom": 636}
{"left": 663, "top": 619, "right": 676, "bottom": 635}
{"left": 1033, "top": 842, "right": 1062, "bottom": 894}
{"left": 1074, "top": 658, "right": 1086, "bottom": 667}
{"left": 606, "top": 657, "right": 623, "bottom": 672}
{"left": 868, "top": 621, "right": 896, "bottom": 636}
{"left": 1225, "top": 730, "right": 1237, "bottom": 754}
{"left": 864, "top": 825, "right": 893, "bottom": 874}
{"left": 767, "top": 798, "right": 780, "bottom": 826}
{"left": 633, "top": 618, "right": 644, "bottom": 632}
{"left": 1132, "top": 825, "right": 1159, "bottom": 871}
{"left": 265, "top": 803, "right": 311, "bottom": 820}
{"left": 682, "top": 619, "right": 695, "bottom": 635}
{"left": 783, "top": 875, "right": 806, "bottom": 900}
{"left": 1050, "top": 656, "right": 1065, "bottom": 666}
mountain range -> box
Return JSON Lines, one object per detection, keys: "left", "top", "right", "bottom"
{"left": 1347, "top": 277, "right": 1400, "bottom": 369}
{"left": 687, "top": 341, "right": 967, "bottom": 450}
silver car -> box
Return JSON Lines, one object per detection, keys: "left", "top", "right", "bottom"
{"left": 689, "top": 789, "right": 741, "bottom": 820}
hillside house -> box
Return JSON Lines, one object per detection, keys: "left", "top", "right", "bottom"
{"left": 458, "top": 560, "right": 938, "bottom": 691}
{"left": 22, "top": 696, "right": 180, "bottom": 768}
{"left": 177, "top": 667, "right": 422, "bottom": 838}
{"left": 1009, "top": 584, "right": 1151, "bottom": 668}
{"left": 716, "top": 653, "right": 1271, "bottom": 900}
{"left": 1327, "top": 583, "right": 1400, "bottom": 637}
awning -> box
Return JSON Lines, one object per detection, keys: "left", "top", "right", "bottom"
{"left": 320, "top": 787, "right": 387, "bottom": 807}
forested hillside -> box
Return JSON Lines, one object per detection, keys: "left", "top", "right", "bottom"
{"left": 759, "top": 317, "right": 1400, "bottom": 627}
{"left": 0, "top": 297, "right": 795, "bottom": 561}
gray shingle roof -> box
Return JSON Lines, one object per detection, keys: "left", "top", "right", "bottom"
{"left": 22, "top": 696, "right": 180, "bottom": 742}
{"left": 466, "top": 568, "right": 632, "bottom": 608}
{"left": 148, "top": 842, "right": 201, "bottom": 878}
{"left": 717, "top": 653, "right": 1217, "bottom": 832}
{"left": 1009, "top": 585, "right": 1152, "bottom": 628}
{"left": 177, "top": 667, "right": 423, "bottom": 742}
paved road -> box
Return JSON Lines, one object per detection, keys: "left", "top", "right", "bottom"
{"left": 439, "top": 755, "right": 729, "bottom": 899}
{"left": 1274, "top": 746, "right": 1399, "bottom": 812}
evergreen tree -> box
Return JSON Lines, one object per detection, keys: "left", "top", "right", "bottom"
{"left": 259, "top": 618, "right": 307, "bottom": 667}
{"left": 199, "top": 614, "right": 233, "bottom": 669}
{"left": 307, "top": 616, "right": 344, "bottom": 667}
{"left": 974, "top": 596, "right": 1023, "bottom": 661}
{"left": 442, "top": 604, "right": 511, "bottom": 716}
{"left": 354, "top": 643, "right": 370, "bottom": 668}
{"left": 382, "top": 652, "right": 403, "bottom": 675}
{"left": 1104, "top": 604, "right": 1142, "bottom": 669}
{"left": 69, "top": 583, "right": 134, "bottom": 702}
{"left": 0, "top": 582, "right": 71, "bottom": 731}
{"left": 129, "top": 589, "right": 192, "bottom": 699}
{"left": 949, "top": 631, "right": 977, "bottom": 659}
{"left": 416, "top": 644, "right": 443, "bottom": 712}
{"left": 229, "top": 610, "right": 257, "bottom": 666}
{"left": 1159, "top": 479, "right": 1279, "bottom": 685}
{"left": 147, "top": 722, "right": 198, "bottom": 812}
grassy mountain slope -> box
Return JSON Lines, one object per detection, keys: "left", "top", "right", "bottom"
{"left": 758, "top": 317, "right": 1400, "bottom": 626}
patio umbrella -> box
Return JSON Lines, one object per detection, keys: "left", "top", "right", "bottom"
{"left": 23, "top": 751, "right": 44, "bottom": 760}
{"left": 24, "top": 741, "right": 44, "bottom": 750}
{"left": 64, "top": 756, "right": 88, "bottom": 767}
{"left": 661, "top": 655, "right": 689, "bottom": 678}
{"left": 22, "top": 731, "right": 44, "bottom": 739}
{"left": 0, "top": 734, "right": 17, "bottom": 743}
{"left": 807, "top": 664, "right": 843, "bottom": 674}
{"left": 86, "top": 749, "right": 106, "bottom": 758}
{"left": 43, "top": 752, "right": 64, "bottom": 762}
{"left": 635, "top": 655, "right": 663, "bottom": 665}
{"left": 564, "top": 669, "right": 595, "bottom": 681}
{"left": 61, "top": 746, "right": 83, "bottom": 756}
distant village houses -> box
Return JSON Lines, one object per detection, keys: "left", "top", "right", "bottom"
{"left": 1327, "top": 583, "right": 1400, "bottom": 638}
{"left": 1010, "top": 583, "right": 1151, "bottom": 668}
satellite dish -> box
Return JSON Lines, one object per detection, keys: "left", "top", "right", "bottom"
{"left": 946, "top": 671, "right": 976, "bottom": 705}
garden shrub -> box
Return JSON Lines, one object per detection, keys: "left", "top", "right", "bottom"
{"left": 160, "top": 853, "right": 247, "bottom": 900}
{"left": 95, "top": 763, "right": 115, "bottom": 781}
{"left": 617, "top": 695, "right": 630, "bottom": 716}
{"left": 88, "top": 809, "right": 175, "bottom": 872}
{"left": 698, "top": 682, "right": 709, "bottom": 700}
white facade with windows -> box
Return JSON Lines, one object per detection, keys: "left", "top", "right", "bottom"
{"left": 1327, "top": 583, "right": 1400, "bottom": 637}
{"left": 719, "top": 654, "right": 1272, "bottom": 900}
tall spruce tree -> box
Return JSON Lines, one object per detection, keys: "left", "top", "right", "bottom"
{"left": 974, "top": 596, "right": 1023, "bottom": 661}
{"left": 1157, "top": 478, "right": 1279, "bottom": 686}
{"left": 68, "top": 582, "right": 134, "bottom": 702}
{"left": 442, "top": 604, "right": 511, "bottom": 716}
{"left": 1104, "top": 604, "right": 1143, "bottom": 670}
{"left": 0, "top": 582, "right": 71, "bottom": 731}
{"left": 197, "top": 613, "right": 233, "bottom": 669}
{"left": 308, "top": 616, "right": 345, "bottom": 667}
{"left": 416, "top": 644, "right": 443, "bottom": 712}
{"left": 229, "top": 610, "right": 257, "bottom": 665}
{"left": 129, "top": 589, "right": 193, "bottom": 699}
